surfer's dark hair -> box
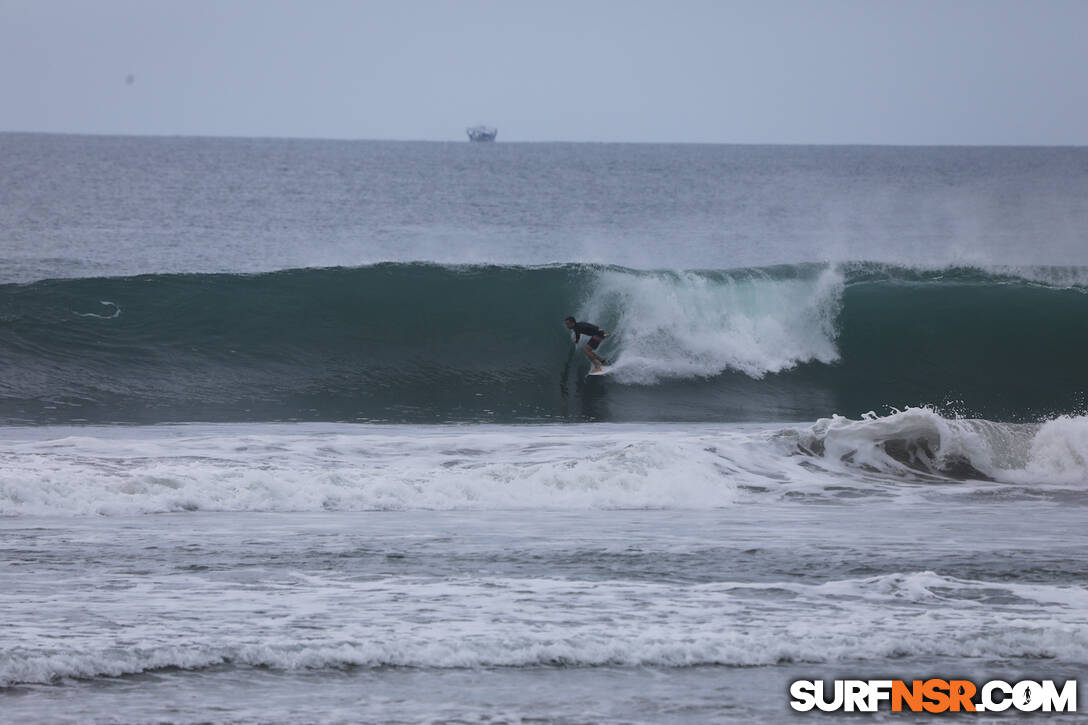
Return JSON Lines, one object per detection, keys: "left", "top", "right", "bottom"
{"left": 564, "top": 316, "right": 575, "bottom": 323}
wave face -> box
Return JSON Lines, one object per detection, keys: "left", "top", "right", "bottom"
{"left": 2, "top": 262, "right": 1087, "bottom": 424}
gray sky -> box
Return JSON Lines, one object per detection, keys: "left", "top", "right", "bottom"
{"left": 2, "top": 0, "right": 1086, "bottom": 144}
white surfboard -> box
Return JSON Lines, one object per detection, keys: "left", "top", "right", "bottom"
{"left": 586, "top": 367, "right": 612, "bottom": 377}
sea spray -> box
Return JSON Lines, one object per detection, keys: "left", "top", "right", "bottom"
{"left": 581, "top": 265, "right": 843, "bottom": 382}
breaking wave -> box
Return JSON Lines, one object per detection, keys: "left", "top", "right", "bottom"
{"left": 2, "top": 409, "right": 1086, "bottom": 517}
{"left": 1, "top": 262, "right": 1086, "bottom": 424}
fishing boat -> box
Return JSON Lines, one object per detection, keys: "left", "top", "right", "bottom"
{"left": 466, "top": 125, "right": 498, "bottom": 142}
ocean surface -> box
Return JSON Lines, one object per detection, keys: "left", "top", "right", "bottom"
{"left": 2, "top": 133, "right": 1088, "bottom": 723}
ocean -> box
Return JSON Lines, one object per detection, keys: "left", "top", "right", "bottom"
{"left": 2, "top": 133, "right": 1087, "bottom": 723}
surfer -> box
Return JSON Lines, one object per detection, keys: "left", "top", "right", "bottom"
{"left": 564, "top": 317, "right": 611, "bottom": 374}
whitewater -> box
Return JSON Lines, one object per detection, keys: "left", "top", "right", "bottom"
{"left": 2, "top": 134, "right": 1088, "bottom": 723}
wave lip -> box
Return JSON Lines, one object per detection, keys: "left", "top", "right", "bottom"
{"left": 789, "top": 407, "right": 1088, "bottom": 486}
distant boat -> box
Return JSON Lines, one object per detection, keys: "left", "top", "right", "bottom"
{"left": 466, "top": 125, "right": 498, "bottom": 142}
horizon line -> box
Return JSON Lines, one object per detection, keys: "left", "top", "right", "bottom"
{"left": 2, "top": 129, "right": 1086, "bottom": 149}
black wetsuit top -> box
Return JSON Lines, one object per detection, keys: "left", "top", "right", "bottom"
{"left": 570, "top": 322, "right": 604, "bottom": 342}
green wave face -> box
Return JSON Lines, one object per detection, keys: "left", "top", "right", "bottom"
{"left": 2, "top": 263, "right": 1087, "bottom": 424}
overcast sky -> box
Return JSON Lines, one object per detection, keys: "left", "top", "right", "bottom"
{"left": 2, "top": 0, "right": 1086, "bottom": 144}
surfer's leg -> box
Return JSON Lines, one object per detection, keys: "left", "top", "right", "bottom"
{"left": 586, "top": 335, "right": 609, "bottom": 366}
{"left": 583, "top": 345, "right": 603, "bottom": 372}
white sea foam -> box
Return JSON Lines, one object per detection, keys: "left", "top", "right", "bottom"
{"left": 0, "top": 425, "right": 763, "bottom": 516}
{"left": 2, "top": 414, "right": 1085, "bottom": 517}
{"left": 3, "top": 571, "right": 1086, "bottom": 685}
{"left": 579, "top": 267, "right": 843, "bottom": 383}
{"left": 73, "top": 300, "right": 121, "bottom": 319}
{"left": 794, "top": 407, "right": 1088, "bottom": 486}
{"left": 1013, "top": 415, "right": 1088, "bottom": 485}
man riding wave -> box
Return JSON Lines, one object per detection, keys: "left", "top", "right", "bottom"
{"left": 564, "top": 316, "right": 612, "bottom": 374}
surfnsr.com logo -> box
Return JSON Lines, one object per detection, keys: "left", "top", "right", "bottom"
{"left": 790, "top": 679, "right": 1078, "bottom": 713}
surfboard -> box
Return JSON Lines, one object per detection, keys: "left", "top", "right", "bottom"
{"left": 587, "top": 368, "right": 611, "bottom": 377}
